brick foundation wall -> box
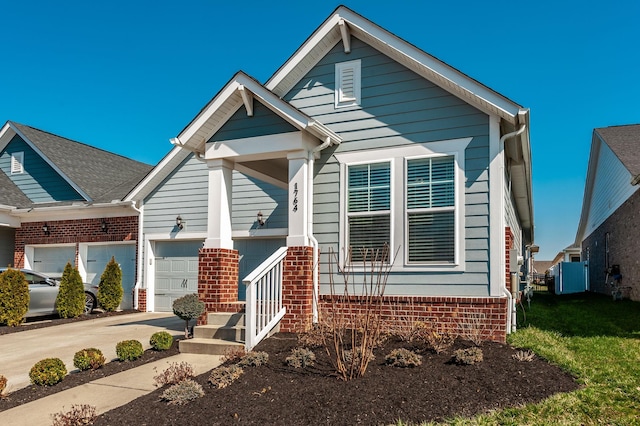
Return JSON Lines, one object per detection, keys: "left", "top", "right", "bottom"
{"left": 280, "top": 246, "right": 314, "bottom": 332}
{"left": 13, "top": 217, "right": 138, "bottom": 268}
{"left": 583, "top": 189, "right": 640, "bottom": 301}
{"left": 197, "top": 248, "right": 241, "bottom": 325}
{"left": 137, "top": 288, "right": 147, "bottom": 312}
{"left": 319, "top": 295, "right": 508, "bottom": 342}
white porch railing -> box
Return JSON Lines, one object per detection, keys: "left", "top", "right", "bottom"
{"left": 243, "top": 246, "right": 288, "bottom": 351}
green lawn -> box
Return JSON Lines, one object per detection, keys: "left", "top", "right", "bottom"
{"left": 417, "top": 292, "right": 640, "bottom": 425}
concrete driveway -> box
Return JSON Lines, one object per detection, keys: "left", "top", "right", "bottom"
{"left": 0, "top": 312, "right": 183, "bottom": 392}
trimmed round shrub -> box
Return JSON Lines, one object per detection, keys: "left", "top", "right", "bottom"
{"left": 161, "top": 379, "right": 204, "bottom": 405}
{"left": 385, "top": 348, "right": 422, "bottom": 368}
{"left": 29, "top": 358, "right": 67, "bottom": 386}
{"left": 73, "top": 348, "right": 106, "bottom": 371}
{"left": 98, "top": 256, "right": 123, "bottom": 312}
{"left": 0, "top": 268, "right": 29, "bottom": 326}
{"left": 173, "top": 293, "right": 205, "bottom": 338}
{"left": 116, "top": 339, "right": 144, "bottom": 361}
{"left": 56, "top": 262, "right": 85, "bottom": 318}
{"left": 150, "top": 331, "right": 174, "bottom": 351}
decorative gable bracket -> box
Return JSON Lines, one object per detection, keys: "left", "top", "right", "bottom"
{"left": 238, "top": 85, "right": 254, "bottom": 117}
{"left": 339, "top": 18, "right": 351, "bottom": 53}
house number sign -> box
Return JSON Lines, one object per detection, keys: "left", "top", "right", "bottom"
{"left": 292, "top": 183, "right": 298, "bottom": 212}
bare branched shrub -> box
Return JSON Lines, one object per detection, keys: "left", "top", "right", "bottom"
{"left": 153, "top": 362, "right": 195, "bottom": 387}
{"left": 385, "top": 300, "right": 425, "bottom": 342}
{"left": 0, "top": 374, "right": 7, "bottom": 395}
{"left": 51, "top": 404, "right": 97, "bottom": 426}
{"left": 456, "top": 312, "right": 494, "bottom": 346}
{"left": 209, "top": 365, "right": 243, "bottom": 389}
{"left": 321, "top": 245, "right": 397, "bottom": 381}
{"left": 414, "top": 322, "right": 457, "bottom": 354}
{"left": 512, "top": 349, "right": 536, "bottom": 362}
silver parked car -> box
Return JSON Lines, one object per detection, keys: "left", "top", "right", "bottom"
{"left": 0, "top": 268, "right": 98, "bottom": 317}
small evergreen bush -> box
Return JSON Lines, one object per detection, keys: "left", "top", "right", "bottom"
{"left": 51, "top": 404, "right": 97, "bottom": 426}
{"left": 385, "top": 348, "right": 422, "bottom": 367}
{"left": 98, "top": 256, "right": 123, "bottom": 312}
{"left": 452, "top": 347, "right": 484, "bottom": 365}
{"left": 238, "top": 351, "right": 269, "bottom": 367}
{"left": 153, "top": 362, "right": 195, "bottom": 387}
{"left": 73, "top": 348, "right": 106, "bottom": 371}
{"left": 116, "top": 339, "right": 144, "bottom": 361}
{"left": 285, "top": 347, "right": 316, "bottom": 369}
{"left": 29, "top": 358, "right": 67, "bottom": 386}
{"left": 172, "top": 293, "right": 205, "bottom": 338}
{"left": 55, "top": 262, "right": 85, "bottom": 318}
{"left": 161, "top": 379, "right": 204, "bottom": 405}
{"left": 0, "top": 268, "right": 29, "bottom": 326}
{"left": 209, "top": 365, "right": 243, "bottom": 389}
{"left": 150, "top": 331, "right": 174, "bottom": 351}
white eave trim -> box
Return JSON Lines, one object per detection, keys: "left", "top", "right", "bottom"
{"left": 266, "top": 6, "right": 522, "bottom": 124}
{"left": 8, "top": 122, "right": 93, "bottom": 202}
{"left": 13, "top": 200, "right": 139, "bottom": 222}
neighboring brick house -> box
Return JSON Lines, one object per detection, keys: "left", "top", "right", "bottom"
{"left": 126, "top": 6, "right": 534, "bottom": 345}
{"left": 575, "top": 124, "right": 640, "bottom": 300}
{"left": 0, "top": 121, "right": 152, "bottom": 309}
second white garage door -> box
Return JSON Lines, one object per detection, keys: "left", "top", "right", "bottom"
{"left": 86, "top": 244, "right": 136, "bottom": 309}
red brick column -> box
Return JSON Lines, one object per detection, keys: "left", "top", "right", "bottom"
{"left": 137, "top": 289, "right": 147, "bottom": 312}
{"left": 280, "top": 246, "right": 314, "bottom": 332}
{"left": 197, "top": 248, "right": 240, "bottom": 325}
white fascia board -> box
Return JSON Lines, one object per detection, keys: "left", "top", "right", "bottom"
{"left": 14, "top": 201, "right": 138, "bottom": 222}
{"left": 124, "top": 146, "right": 189, "bottom": 202}
{"left": 206, "top": 131, "right": 316, "bottom": 161}
{"left": 0, "top": 121, "right": 16, "bottom": 152}
{"left": 0, "top": 212, "right": 20, "bottom": 228}
{"left": 9, "top": 122, "right": 93, "bottom": 202}
{"left": 267, "top": 7, "right": 521, "bottom": 124}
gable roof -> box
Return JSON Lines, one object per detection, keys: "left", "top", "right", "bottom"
{"left": 0, "top": 121, "right": 153, "bottom": 206}
{"left": 0, "top": 170, "right": 31, "bottom": 208}
{"left": 595, "top": 124, "right": 640, "bottom": 181}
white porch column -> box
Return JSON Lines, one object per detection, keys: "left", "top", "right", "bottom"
{"left": 204, "top": 158, "right": 234, "bottom": 249}
{"left": 287, "top": 150, "right": 309, "bottom": 247}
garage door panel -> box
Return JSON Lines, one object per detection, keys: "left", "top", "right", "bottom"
{"left": 33, "top": 246, "right": 76, "bottom": 277}
{"left": 154, "top": 241, "right": 202, "bottom": 312}
{"left": 87, "top": 244, "right": 136, "bottom": 310}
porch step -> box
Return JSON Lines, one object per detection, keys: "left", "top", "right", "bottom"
{"left": 179, "top": 338, "right": 244, "bottom": 355}
{"left": 179, "top": 312, "right": 246, "bottom": 355}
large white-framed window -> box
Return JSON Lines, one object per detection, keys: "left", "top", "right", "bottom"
{"left": 11, "top": 151, "right": 24, "bottom": 174}
{"left": 335, "top": 138, "right": 471, "bottom": 272}
{"left": 335, "top": 60, "right": 361, "bottom": 108}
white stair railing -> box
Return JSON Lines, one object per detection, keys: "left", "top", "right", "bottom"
{"left": 243, "top": 247, "right": 288, "bottom": 351}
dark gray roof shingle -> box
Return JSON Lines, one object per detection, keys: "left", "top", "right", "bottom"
{"left": 595, "top": 124, "right": 640, "bottom": 177}
{"left": 11, "top": 122, "right": 153, "bottom": 203}
{"left": 0, "top": 171, "right": 32, "bottom": 208}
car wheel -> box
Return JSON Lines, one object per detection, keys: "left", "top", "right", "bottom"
{"left": 84, "top": 292, "right": 96, "bottom": 314}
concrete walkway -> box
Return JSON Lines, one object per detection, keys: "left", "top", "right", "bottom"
{"left": 0, "top": 313, "right": 223, "bottom": 425}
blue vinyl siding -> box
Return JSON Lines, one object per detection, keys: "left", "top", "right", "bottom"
{"left": 0, "top": 135, "right": 82, "bottom": 203}
{"left": 284, "top": 37, "right": 491, "bottom": 296}
{"left": 211, "top": 101, "right": 297, "bottom": 142}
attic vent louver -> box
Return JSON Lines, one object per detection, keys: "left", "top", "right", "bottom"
{"left": 11, "top": 152, "right": 24, "bottom": 174}
{"left": 335, "top": 60, "right": 361, "bottom": 108}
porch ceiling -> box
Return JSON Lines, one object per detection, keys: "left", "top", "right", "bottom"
{"left": 237, "top": 158, "right": 288, "bottom": 185}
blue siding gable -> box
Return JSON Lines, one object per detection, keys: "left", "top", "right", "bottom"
{"left": 211, "top": 101, "right": 297, "bottom": 142}
{"left": 0, "top": 135, "right": 83, "bottom": 203}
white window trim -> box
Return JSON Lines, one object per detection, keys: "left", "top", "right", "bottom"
{"left": 11, "top": 151, "right": 24, "bottom": 174}
{"left": 335, "top": 138, "right": 471, "bottom": 272}
{"left": 335, "top": 59, "right": 361, "bottom": 108}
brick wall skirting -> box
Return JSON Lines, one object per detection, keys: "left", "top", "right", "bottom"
{"left": 197, "top": 248, "right": 241, "bottom": 325}
{"left": 137, "top": 288, "right": 147, "bottom": 312}
{"left": 280, "top": 246, "right": 314, "bottom": 333}
{"left": 318, "top": 295, "right": 508, "bottom": 342}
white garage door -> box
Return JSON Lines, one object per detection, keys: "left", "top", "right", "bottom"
{"left": 154, "top": 241, "right": 202, "bottom": 312}
{"left": 32, "top": 246, "right": 76, "bottom": 277}
{"left": 87, "top": 244, "right": 136, "bottom": 309}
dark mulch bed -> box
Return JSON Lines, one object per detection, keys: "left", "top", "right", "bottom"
{"left": 94, "top": 333, "right": 579, "bottom": 425}
{"left": 0, "top": 340, "right": 180, "bottom": 412}
{"left": 0, "top": 309, "right": 139, "bottom": 336}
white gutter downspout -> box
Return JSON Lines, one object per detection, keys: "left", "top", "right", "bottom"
{"left": 129, "top": 200, "right": 144, "bottom": 311}
{"left": 500, "top": 123, "right": 526, "bottom": 334}
{"left": 308, "top": 136, "right": 333, "bottom": 323}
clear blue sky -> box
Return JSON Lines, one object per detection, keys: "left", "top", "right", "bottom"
{"left": 2, "top": 0, "right": 638, "bottom": 259}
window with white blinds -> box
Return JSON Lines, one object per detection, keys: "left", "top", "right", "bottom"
{"left": 335, "top": 60, "right": 361, "bottom": 108}
{"left": 11, "top": 152, "right": 24, "bottom": 174}
{"left": 347, "top": 162, "right": 390, "bottom": 262}
{"left": 406, "top": 156, "right": 455, "bottom": 263}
